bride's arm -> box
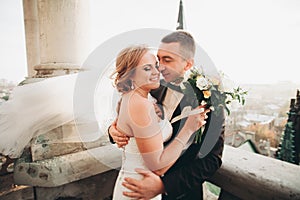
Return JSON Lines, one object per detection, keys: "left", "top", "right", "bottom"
{"left": 107, "top": 100, "right": 163, "bottom": 147}
{"left": 128, "top": 98, "right": 205, "bottom": 176}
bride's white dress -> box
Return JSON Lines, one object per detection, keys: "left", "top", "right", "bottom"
{"left": 0, "top": 74, "right": 77, "bottom": 158}
{"left": 112, "top": 118, "right": 172, "bottom": 200}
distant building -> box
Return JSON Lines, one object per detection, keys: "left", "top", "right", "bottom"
{"left": 0, "top": 79, "right": 15, "bottom": 102}
{"left": 0, "top": 79, "right": 15, "bottom": 90}
{"left": 243, "top": 113, "right": 275, "bottom": 126}
{"left": 258, "top": 139, "right": 274, "bottom": 157}
{"left": 225, "top": 131, "right": 255, "bottom": 147}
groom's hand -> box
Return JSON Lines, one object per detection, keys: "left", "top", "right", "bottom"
{"left": 153, "top": 103, "right": 163, "bottom": 120}
{"left": 109, "top": 121, "right": 129, "bottom": 148}
{"left": 122, "top": 168, "right": 165, "bottom": 199}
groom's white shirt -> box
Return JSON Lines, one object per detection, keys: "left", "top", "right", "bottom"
{"left": 163, "top": 87, "right": 196, "bottom": 150}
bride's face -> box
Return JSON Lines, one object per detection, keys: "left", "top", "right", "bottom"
{"left": 131, "top": 51, "right": 160, "bottom": 91}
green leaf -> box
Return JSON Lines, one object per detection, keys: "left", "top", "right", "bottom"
{"left": 225, "top": 106, "right": 230, "bottom": 115}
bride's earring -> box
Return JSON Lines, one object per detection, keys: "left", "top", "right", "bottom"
{"left": 131, "top": 80, "right": 135, "bottom": 90}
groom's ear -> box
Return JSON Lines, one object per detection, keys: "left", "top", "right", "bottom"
{"left": 184, "top": 58, "right": 194, "bottom": 71}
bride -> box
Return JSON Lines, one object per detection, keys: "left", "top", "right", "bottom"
{"left": 111, "top": 44, "right": 205, "bottom": 199}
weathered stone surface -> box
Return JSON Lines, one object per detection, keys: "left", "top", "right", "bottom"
{"left": 31, "top": 142, "right": 86, "bottom": 161}
{"left": 31, "top": 121, "right": 109, "bottom": 161}
{"left": 0, "top": 173, "right": 34, "bottom": 200}
{"left": 14, "top": 144, "right": 121, "bottom": 187}
{"left": 0, "top": 186, "right": 34, "bottom": 200}
{"left": 35, "top": 169, "right": 118, "bottom": 200}
{"left": 209, "top": 145, "right": 300, "bottom": 200}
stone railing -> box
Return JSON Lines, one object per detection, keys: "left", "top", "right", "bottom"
{"left": 13, "top": 143, "right": 300, "bottom": 199}
{"left": 209, "top": 145, "right": 300, "bottom": 200}
{"left": 14, "top": 137, "right": 121, "bottom": 187}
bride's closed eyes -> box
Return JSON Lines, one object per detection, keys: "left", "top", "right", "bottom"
{"left": 142, "top": 63, "right": 159, "bottom": 71}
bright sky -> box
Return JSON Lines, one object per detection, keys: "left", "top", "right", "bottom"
{"left": 1, "top": 0, "right": 300, "bottom": 84}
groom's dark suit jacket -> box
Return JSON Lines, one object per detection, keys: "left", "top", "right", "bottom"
{"left": 150, "top": 80, "right": 225, "bottom": 200}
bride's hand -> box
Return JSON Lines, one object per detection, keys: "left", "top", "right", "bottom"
{"left": 183, "top": 105, "right": 210, "bottom": 134}
{"left": 109, "top": 121, "right": 130, "bottom": 148}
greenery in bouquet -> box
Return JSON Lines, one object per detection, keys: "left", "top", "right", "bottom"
{"left": 179, "top": 67, "right": 248, "bottom": 143}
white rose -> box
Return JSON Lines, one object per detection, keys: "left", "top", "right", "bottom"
{"left": 196, "top": 76, "right": 210, "bottom": 90}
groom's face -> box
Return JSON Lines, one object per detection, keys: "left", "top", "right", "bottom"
{"left": 157, "top": 42, "right": 189, "bottom": 83}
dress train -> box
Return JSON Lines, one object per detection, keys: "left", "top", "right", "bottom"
{"left": 0, "top": 74, "right": 77, "bottom": 158}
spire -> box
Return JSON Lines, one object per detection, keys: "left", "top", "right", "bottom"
{"left": 176, "top": 0, "right": 184, "bottom": 30}
{"left": 276, "top": 90, "right": 300, "bottom": 165}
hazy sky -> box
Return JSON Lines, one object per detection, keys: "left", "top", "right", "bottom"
{"left": 1, "top": 0, "right": 300, "bottom": 84}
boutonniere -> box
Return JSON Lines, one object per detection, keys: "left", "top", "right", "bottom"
{"left": 180, "top": 67, "right": 248, "bottom": 143}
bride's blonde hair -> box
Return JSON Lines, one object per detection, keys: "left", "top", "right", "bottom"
{"left": 111, "top": 44, "right": 149, "bottom": 93}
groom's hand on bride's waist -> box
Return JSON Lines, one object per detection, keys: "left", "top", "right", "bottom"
{"left": 122, "top": 168, "right": 165, "bottom": 199}
{"left": 109, "top": 122, "right": 129, "bottom": 148}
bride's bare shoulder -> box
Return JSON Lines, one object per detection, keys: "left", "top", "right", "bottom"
{"left": 123, "top": 93, "right": 154, "bottom": 126}
{"left": 122, "top": 92, "right": 152, "bottom": 109}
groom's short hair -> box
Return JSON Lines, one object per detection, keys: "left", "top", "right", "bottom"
{"left": 161, "top": 30, "right": 195, "bottom": 60}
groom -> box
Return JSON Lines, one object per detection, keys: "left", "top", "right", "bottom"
{"left": 108, "top": 31, "right": 225, "bottom": 200}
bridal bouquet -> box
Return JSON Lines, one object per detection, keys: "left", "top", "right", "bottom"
{"left": 179, "top": 67, "right": 247, "bottom": 143}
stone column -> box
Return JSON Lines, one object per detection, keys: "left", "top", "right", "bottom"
{"left": 16, "top": 2, "right": 121, "bottom": 196}
{"left": 34, "top": 0, "right": 90, "bottom": 77}
{"left": 23, "top": 0, "right": 40, "bottom": 77}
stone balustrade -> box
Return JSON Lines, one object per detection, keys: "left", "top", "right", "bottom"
{"left": 12, "top": 144, "right": 300, "bottom": 199}
{"left": 209, "top": 145, "right": 300, "bottom": 200}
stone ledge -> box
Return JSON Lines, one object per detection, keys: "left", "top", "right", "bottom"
{"left": 35, "top": 169, "right": 119, "bottom": 200}
{"left": 31, "top": 123, "right": 109, "bottom": 161}
{"left": 209, "top": 145, "right": 300, "bottom": 200}
{"left": 33, "top": 63, "right": 81, "bottom": 78}
{"left": 14, "top": 144, "right": 121, "bottom": 187}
